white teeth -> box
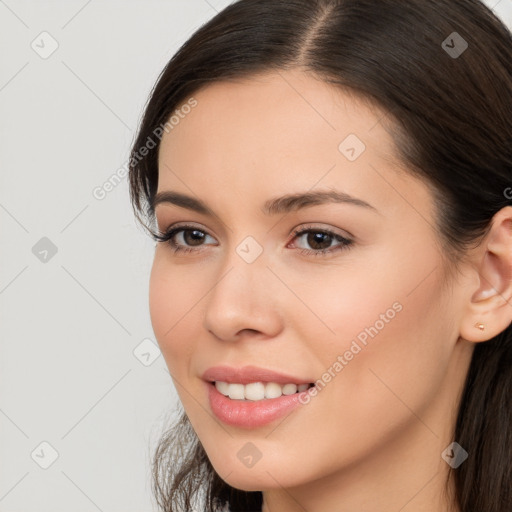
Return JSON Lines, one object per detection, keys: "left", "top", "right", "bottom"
{"left": 282, "top": 383, "right": 298, "bottom": 395}
{"left": 215, "top": 381, "right": 230, "bottom": 396}
{"left": 214, "top": 381, "right": 311, "bottom": 400}
{"left": 244, "top": 382, "right": 265, "bottom": 401}
{"left": 227, "top": 383, "right": 245, "bottom": 400}
{"left": 265, "top": 382, "right": 282, "bottom": 399}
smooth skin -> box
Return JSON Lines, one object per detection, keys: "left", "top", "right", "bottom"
{"left": 149, "top": 69, "right": 512, "bottom": 512}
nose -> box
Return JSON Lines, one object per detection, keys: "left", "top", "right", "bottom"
{"left": 202, "top": 255, "right": 284, "bottom": 342}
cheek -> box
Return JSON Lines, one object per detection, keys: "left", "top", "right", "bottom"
{"left": 280, "top": 244, "right": 453, "bottom": 420}
{"left": 148, "top": 254, "right": 202, "bottom": 368}
{"left": 297, "top": 238, "right": 448, "bottom": 360}
{"left": 302, "top": 262, "right": 452, "bottom": 430}
{"left": 270, "top": 253, "right": 417, "bottom": 365}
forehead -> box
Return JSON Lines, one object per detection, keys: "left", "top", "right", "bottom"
{"left": 156, "top": 69, "right": 431, "bottom": 217}
{"left": 159, "top": 69, "right": 397, "bottom": 164}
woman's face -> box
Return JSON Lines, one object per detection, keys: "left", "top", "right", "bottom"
{"left": 150, "top": 70, "right": 473, "bottom": 495}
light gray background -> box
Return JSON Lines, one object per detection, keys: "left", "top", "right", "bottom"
{"left": 1, "top": 1, "right": 511, "bottom": 511}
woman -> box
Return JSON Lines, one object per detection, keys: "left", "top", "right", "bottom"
{"left": 128, "top": 1, "right": 512, "bottom": 511}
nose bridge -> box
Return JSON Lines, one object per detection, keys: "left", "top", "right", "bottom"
{"left": 203, "top": 237, "right": 281, "bottom": 340}
{"left": 216, "top": 232, "right": 268, "bottom": 298}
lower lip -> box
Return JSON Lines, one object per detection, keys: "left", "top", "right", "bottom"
{"left": 206, "top": 381, "right": 315, "bottom": 428}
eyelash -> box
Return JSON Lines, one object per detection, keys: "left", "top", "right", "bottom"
{"left": 153, "top": 225, "right": 353, "bottom": 256}
{"left": 153, "top": 224, "right": 354, "bottom": 256}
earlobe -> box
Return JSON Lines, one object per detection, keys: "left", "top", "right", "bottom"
{"left": 460, "top": 206, "right": 512, "bottom": 343}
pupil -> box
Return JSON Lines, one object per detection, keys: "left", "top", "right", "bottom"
{"left": 308, "top": 232, "right": 331, "bottom": 250}
{"left": 185, "top": 230, "right": 205, "bottom": 246}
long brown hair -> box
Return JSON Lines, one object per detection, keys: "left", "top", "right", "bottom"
{"left": 128, "top": 1, "right": 512, "bottom": 510}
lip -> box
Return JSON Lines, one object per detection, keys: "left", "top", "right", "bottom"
{"left": 201, "top": 364, "right": 314, "bottom": 385}
{"left": 205, "top": 381, "right": 316, "bottom": 428}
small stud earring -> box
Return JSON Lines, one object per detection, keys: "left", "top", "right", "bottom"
{"left": 475, "top": 322, "right": 485, "bottom": 331}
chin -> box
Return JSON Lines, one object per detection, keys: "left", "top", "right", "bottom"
{"left": 219, "top": 471, "right": 284, "bottom": 493}
{"left": 209, "top": 454, "right": 308, "bottom": 493}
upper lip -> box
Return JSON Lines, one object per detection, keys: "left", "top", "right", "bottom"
{"left": 202, "top": 365, "right": 314, "bottom": 385}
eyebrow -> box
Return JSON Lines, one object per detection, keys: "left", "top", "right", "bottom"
{"left": 150, "top": 189, "right": 378, "bottom": 217}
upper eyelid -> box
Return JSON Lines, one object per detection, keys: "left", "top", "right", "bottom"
{"left": 160, "top": 223, "right": 352, "bottom": 244}
{"left": 155, "top": 213, "right": 351, "bottom": 233}
{"left": 291, "top": 223, "right": 353, "bottom": 238}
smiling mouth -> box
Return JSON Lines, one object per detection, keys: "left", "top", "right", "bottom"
{"left": 210, "top": 380, "right": 315, "bottom": 401}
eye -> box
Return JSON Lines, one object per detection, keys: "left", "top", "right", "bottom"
{"left": 153, "top": 223, "right": 354, "bottom": 257}
{"left": 153, "top": 224, "right": 217, "bottom": 254}
{"left": 289, "top": 225, "right": 354, "bottom": 256}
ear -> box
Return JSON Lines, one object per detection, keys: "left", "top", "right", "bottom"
{"left": 459, "top": 206, "right": 512, "bottom": 343}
